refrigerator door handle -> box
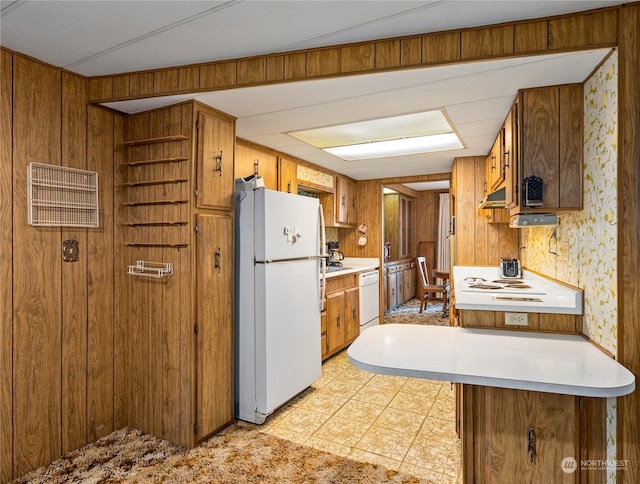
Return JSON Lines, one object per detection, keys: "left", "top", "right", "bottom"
{"left": 319, "top": 203, "right": 327, "bottom": 312}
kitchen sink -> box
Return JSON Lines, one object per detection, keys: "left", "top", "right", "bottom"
{"left": 326, "top": 266, "right": 352, "bottom": 272}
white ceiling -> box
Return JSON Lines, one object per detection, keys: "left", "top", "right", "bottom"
{"left": 0, "top": 1, "right": 621, "bottom": 182}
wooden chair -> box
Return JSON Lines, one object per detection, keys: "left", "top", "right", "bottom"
{"left": 416, "top": 256, "right": 446, "bottom": 314}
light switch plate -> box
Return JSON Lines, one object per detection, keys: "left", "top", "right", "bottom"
{"left": 505, "top": 312, "right": 528, "bottom": 326}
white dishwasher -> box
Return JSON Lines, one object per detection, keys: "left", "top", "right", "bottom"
{"left": 359, "top": 270, "right": 380, "bottom": 333}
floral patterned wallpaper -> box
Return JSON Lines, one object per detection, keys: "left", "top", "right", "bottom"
{"left": 519, "top": 50, "right": 618, "bottom": 480}
{"left": 297, "top": 165, "right": 334, "bottom": 189}
{"left": 520, "top": 50, "right": 618, "bottom": 353}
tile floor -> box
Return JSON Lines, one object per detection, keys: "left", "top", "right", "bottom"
{"left": 259, "top": 350, "right": 462, "bottom": 483}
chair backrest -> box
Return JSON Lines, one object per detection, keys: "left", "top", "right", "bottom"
{"left": 416, "top": 256, "right": 431, "bottom": 288}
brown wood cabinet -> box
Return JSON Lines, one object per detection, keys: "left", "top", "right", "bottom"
{"left": 457, "top": 309, "right": 581, "bottom": 334}
{"left": 462, "top": 385, "right": 582, "bottom": 484}
{"left": 235, "top": 139, "right": 278, "bottom": 190}
{"left": 196, "top": 109, "right": 235, "bottom": 211}
{"left": 384, "top": 260, "right": 415, "bottom": 311}
{"left": 196, "top": 213, "right": 234, "bottom": 439}
{"left": 324, "top": 174, "right": 358, "bottom": 228}
{"left": 324, "top": 274, "right": 359, "bottom": 359}
{"left": 386, "top": 268, "right": 397, "bottom": 311}
{"left": 277, "top": 155, "right": 299, "bottom": 194}
{"left": 384, "top": 193, "right": 414, "bottom": 260}
{"left": 508, "top": 84, "right": 583, "bottom": 213}
{"left": 488, "top": 129, "right": 505, "bottom": 191}
{"left": 119, "top": 101, "right": 235, "bottom": 448}
{"left": 347, "top": 177, "right": 358, "bottom": 226}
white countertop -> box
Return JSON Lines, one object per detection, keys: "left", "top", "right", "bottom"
{"left": 348, "top": 324, "right": 635, "bottom": 398}
{"left": 453, "top": 266, "right": 583, "bottom": 314}
{"left": 325, "top": 257, "right": 380, "bottom": 279}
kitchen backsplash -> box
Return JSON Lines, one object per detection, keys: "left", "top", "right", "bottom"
{"left": 325, "top": 227, "right": 339, "bottom": 244}
{"left": 519, "top": 51, "right": 618, "bottom": 476}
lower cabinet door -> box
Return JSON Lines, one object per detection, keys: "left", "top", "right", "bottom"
{"left": 464, "top": 385, "right": 579, "bottom": 483}
{"left": 326, "top": 291, "right": 346, "bottom": 355}
{"left": 196, "top": 214, "right": 234, "bottom": 440}
{"left": 344, "top": 287, "right": 360, "bottom": 343}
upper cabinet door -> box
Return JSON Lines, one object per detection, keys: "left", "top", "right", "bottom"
{"left": 235, "top": 140, "right": 278, "bottom": 190}
{"left": 278, "top": 156, "right": 298, "bottom": 194}
{"left": 196, "top": 111, "right": 235, "bottom": 211}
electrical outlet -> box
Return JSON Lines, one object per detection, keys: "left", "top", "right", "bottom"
{"left": 505, "top": 312, "right": 528, "bottom": 326}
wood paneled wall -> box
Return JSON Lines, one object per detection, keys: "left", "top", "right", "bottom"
{"left": 117, "top": 103, "right": 195, "bottom": 447}
{"left": 86, "top": 6, "right": 619, "bottom": 103}
{"left": 0, "top": 48, "right": 13, "bottom": 484}
{"left": 617, "top": 4, "right": 640, "bottom": 482}
{"left": 452, "top": 157, "right": 519, "bottom": 265}
{"left": 1, "top": 2, "right": 639, "bottom": 482}
{"left": 0, "top": 52, "right": 122, "bottom": 482}
{"left": 339, "top": 174, "right": 450, "bottom": 258}
{"left": 414, "top": 190, "right": 443, "bottom": 254}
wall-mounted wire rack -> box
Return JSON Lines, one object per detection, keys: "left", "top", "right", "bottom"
{"left": 127, "top": 260, "right": 174, "bottom": 279}
{"left": 27, "top": 162, "right": 99, "bottom": 227}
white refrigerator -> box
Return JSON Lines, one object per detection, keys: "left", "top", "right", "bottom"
{"left": 234, "top": 180, "right": 325, "bottom": 424}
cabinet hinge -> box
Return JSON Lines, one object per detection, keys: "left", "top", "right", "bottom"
{"left": 195, "top": 188, "right": 199, "bottom": 198}
{"left": 195, "top": 120, "right": 200, "bottom": 131}
{"left": 194, "top": 323, "right": 198, "bottom": 334}
{"left": 194, "top": 224, "right": 199, "bottom": 233}
{"left": 194, "top": 423, "right": 199, "bottom": 434}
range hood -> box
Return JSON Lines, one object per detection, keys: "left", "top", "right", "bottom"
{"left": 509, "top": 213, "right": 558, "bottom": 228}
{"left": 479, "top": 186, "right": 506, "bottom": 209}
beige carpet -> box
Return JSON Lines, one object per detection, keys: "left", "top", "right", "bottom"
{"left": 14, "top": 422, "right": 435, "bottom": 483}
{"left": 14, "top": 300, "right": 447, "bottom": 484}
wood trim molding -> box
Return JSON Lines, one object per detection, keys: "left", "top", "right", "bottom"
{"left": 86, "top": 5, "right": 621, "bottom": 103}
{"left": 616, "top": 3, "right": 640, "bottom": 483}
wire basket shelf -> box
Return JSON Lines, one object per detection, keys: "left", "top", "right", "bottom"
{"left": 28, "top": 162, "right": 99, "bottom": 227}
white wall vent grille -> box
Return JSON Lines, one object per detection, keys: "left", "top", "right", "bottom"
{"left": 28, "top": 162, "right": 99, "bottom": 227}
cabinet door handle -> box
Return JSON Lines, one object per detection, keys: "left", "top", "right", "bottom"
{"left": 341, "top": 194, "right": 346, "bottom": 207}
{"left": 215, "top": 151, "right": 223, "bottom": 176}
{"left": 253, "top": 159, "right": 259, "bottom": 176}
{"left": 214, "top": 248, "right": 221, "bottom": 272}
{"left": 504, "top": 150, "right": 510, "bottom": 168}
{"left": 491, "top": 153, "right": 496, "bottom": 172}
{"left": 353, "top": 308, "right": 356, "bottom": 319}
{"left": 337, "top": 314, "right": 341, "bottom": 328}
{"left": 528, "top": 427, "right": 536, "bottom": 463}
{"left": 287, "top": 181, "right": 292, "bottom": 193}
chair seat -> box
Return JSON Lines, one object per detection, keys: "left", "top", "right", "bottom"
{"left": 416, "top": 256, "right": 447, "bottom": 314}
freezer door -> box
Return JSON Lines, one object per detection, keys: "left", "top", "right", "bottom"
{"left": 255, "top": 258, "right": 321, "bottom": 415}
{"left": 255, "top": 189, "right": 319, "bottom": 261}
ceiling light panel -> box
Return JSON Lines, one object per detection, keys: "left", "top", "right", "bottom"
{"left": 325, "top": 133, "right": 463, "bottom": 161}
{"left": 288, "top": 110, "right": 463, "bottom": 160}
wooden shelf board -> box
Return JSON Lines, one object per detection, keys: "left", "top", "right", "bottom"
{"left": 125, "top": 242, "right": 188, "bottom": 248}
{"left": 122, "top": 200, "right": 189, "bottom": 206}
{"left": 121, "top": 178, "right": 188, "bottom": 187}
{"left": 124, "top": 157, "right": 188, "bottom": 166}
{"left": 123, "top": 135, "right": 188, "bottom": 146}
{"left": 124, "top": 221, "right": 188, "bottom": 226}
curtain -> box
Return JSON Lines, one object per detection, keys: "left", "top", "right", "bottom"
{"left": 437, "top": 192, "right": 450, "bottom": 271}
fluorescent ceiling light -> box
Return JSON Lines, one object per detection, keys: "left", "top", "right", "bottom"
{"left": 325, "top": 132, "right": 462, "bottom": 160}
{"left": 288, "top": 110, "right": 464, "bottom": 161}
